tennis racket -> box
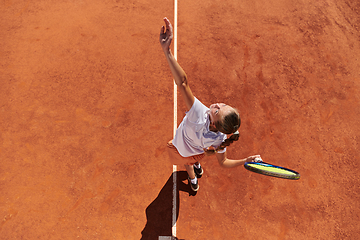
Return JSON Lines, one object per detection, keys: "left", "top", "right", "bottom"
{"left": 244, "top": 161, "right": 300, "bottom": 180}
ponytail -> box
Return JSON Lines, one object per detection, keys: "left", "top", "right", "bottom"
{"left": 216, "top": 130, "right": 240, "bottom": 151}
{"left": 203, "top": 131, "right": 239, "bottom": 156}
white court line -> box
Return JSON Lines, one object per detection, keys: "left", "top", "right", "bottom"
{"left": 173, "top": 0, "right": 178, "bottom": 135}
{"left": 172, "top": 0, "right": 178, "bottom": 238}
{"left": 160, "top": 2, "right": 178, "bottom": 239}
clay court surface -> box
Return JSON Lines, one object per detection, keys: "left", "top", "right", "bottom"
{"left": 1, "top": 0, "right": 360, "bottom": 239}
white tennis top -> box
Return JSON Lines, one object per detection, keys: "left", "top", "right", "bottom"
{"left": 172, "top": 97, "right": 227, "bottom": 157}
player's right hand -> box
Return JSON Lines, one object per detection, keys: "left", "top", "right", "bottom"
{"left": 246, "top": 155, "right": 263, "bottom": 163}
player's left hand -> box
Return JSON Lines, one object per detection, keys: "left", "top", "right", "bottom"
{"left": 159, "top": 17, "right": 173, "bottom": 52}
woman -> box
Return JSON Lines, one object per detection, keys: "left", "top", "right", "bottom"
{"left": 160, "top": 17, "right": 262, "bottom": 192}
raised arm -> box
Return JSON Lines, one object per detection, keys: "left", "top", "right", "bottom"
{"left": 160, "top": 17, "right": 194, "bottom": 111}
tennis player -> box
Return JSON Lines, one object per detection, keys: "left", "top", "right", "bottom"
{"left": 160, "top": 17, "right": 262, "bottom": 191}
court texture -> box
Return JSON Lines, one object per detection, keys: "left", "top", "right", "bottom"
{"left": 1, "top": 0, "right": 359, "bottom": 239}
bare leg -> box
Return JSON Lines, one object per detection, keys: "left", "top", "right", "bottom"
{"left": 185, "top": 164, "right": 196, "bottom": 179}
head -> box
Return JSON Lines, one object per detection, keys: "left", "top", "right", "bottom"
{"left": 209, "top": 103, "right": 241, "bottom": 134}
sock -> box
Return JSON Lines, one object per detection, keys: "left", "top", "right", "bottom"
{"left": 190, "top": 176, "right": 197, "bottom": 184}
{"left": 194, "top": 163, "right": 201, "bottom": 169}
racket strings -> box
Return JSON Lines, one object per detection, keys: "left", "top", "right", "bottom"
{"left": 244, "top": 162, "right": 300, "bottom": 180}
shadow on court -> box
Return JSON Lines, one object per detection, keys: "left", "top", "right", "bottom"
{"left": 140, "top": 171, "right": 194, "bottom": 240}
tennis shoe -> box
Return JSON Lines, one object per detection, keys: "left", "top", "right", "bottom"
{"left": 193, "top": 164, "right": 203, "bottom": 178}
{"left": 188, "top": 176, "right": 199, "bottom": 192}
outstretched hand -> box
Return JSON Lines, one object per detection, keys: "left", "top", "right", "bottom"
{"left": 159, "top": 17, "right": 173, "bottom": 52}
{"left": 245, "top": 155, "right": 263, "bottom": 163}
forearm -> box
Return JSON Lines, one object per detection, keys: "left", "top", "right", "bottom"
{"left": 219, "top": 157, "right": 247, "bottom": 168}
{"left": 163, "top": 49, "right": 187, "bottom": 86}
{"left": 217, "top": 152, "right": 262, "bottom": 168}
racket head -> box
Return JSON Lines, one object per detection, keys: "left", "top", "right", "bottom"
{"left": 244, "top": 162, "right": 300, "bottom": 180}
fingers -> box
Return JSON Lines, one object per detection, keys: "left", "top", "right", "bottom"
{"left": 246, "top": 155, "right": 262, "bottom": 162}
{"left": 163, "top": 17, "right": 170, "bottom": 26}
{"left": 253, "top": 155, "right": 263, "bottom": 162}
{"left": 159, "top": 17, "right": 174, "bottom": 49}
{"left": 160, "top": 17, "right": 173, "bottom": 38}
{"left": 160, "top": 25, "right": 164, "bottom": 35}
{"left": 163, "top": 17, "right": 173, "bottom": 33}
{"left": 254, "top": 157, "right": 263, "bottom": 162}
